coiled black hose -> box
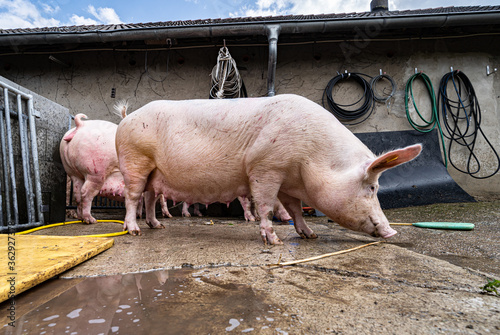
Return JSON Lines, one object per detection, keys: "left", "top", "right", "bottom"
{"left": 322, "top": 72, "right": 375, "bottom": 125}
{"left": 370, "top": 73, "right": 397, "bottom": 103}
{"left": 438, "top": 70, "right": 500, "bottom": 179}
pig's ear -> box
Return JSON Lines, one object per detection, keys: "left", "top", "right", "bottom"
{"left": 368, "top": 144, "right": 422, "bottom": 174}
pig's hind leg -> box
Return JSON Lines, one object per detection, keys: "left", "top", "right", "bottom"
{"left": 121, "top": 159, "right": 156, "bottom": 235}
{"left": 181, "top": 202, "right": 191, "bottom": 217}
{"left": 79, "top": 177, "right": 104, "bottom": 224}
{"left": 278, "top": 192, "right": 317, "bottom": 239}
{"left": 144, "top": 191, "right": 165, "bottom": 229}
{"left": 71, "top": 177, "right": 84, "bottom": 221}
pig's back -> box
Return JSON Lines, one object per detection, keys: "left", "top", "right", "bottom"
{"left": 119, "top": 94, "right": 338, "bottom": 156}
{"left": 116, "top": 94, "right": 360, "bottom": 203}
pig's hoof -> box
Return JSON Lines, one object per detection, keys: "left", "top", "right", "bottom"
{"left": 299, "top": 232, "right": 318, "bottom": 239}
{"left": 146, "top": 220, "right": 165, "bottom": 229}
{"left": 83, "top": 217, "right": 97, "bottom": 224}
{"left": 245, "top": 214, "right": 256, "bottom": 222}
{"left": 128, "top": 229, "right": 142, "bottom": 236}
{"left": 261, "top": 229, "right": 283, "bottom": 245}
{"left": 163, "top": 213, "right": 173, "bottom": 218}
{"left": 183, "top": 213, "right": 191, "bottom": 218}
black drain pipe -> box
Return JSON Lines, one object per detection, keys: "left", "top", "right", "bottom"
{"left": 266, "top": 25, "right": 280, "bottom": 97}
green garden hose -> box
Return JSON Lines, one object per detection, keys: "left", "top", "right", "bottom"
{"left": 405, "top": 72, "right": 448, "bottom": 167}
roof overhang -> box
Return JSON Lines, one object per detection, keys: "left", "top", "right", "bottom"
{"left": 1, "top": 6, "right": 500, "bottom": 54}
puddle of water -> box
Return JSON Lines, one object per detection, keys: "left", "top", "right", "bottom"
{"left": 1, "top": 268, "right": 296, "bottom": 334}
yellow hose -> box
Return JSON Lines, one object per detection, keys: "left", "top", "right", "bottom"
{"left": 16, "top": 219, "right": 128, "bottom": 237}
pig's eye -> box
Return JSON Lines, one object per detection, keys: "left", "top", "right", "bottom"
{"left": 369, "top": 185, "right": 377, "bottom": 193}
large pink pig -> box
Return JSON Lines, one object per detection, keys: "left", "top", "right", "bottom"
{"left": 60, "top": 114, "right": 168, "bottom": 226}
{"left": 115, "top": 94, "right": 421, "bottom": 244}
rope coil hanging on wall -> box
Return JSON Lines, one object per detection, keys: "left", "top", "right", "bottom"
{"left": 438, "top": 70, "right": 500, "bottom": 179}
{"left": 210, "top": 45, "right": 246, "bottom": 99}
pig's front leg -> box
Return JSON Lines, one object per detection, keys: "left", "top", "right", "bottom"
{"left": 193, "top": 203, "right": 203, "bottom": 217}
{"left": 250, "top": 178, "right": 283, "bottom": 245}
{"left": 238, "top": 196, "right": 256, "bottom": 222}
{"left": 144, "top": 191, "right": 165, "bottom": 229}
{"left": 274, "top": 199, "right": 292, "bottom": 222}
{"left": 279, "top": 192, "right": 317, "bottom": 239}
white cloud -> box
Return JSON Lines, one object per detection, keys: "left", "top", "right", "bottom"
{"left": 41, "top": 3, "right": 60, "bottom": 14}
{"left": 0, "top": 0, "right": 60, "bottom": 28}
{"left": 0, "top": 0, "right": 122, "bottom": 29}
{"left": 232, "top": 0, "right": 371, "bottom": 17}
{"left": 68, "top": 14, "right": 98, "bottom": 26}
{"left": 87, "top": 5, "right": 122, "bottom": 24}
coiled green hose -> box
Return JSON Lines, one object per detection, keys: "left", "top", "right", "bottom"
{"left": 405, "top": 72, "right": 448, "bottom": 167}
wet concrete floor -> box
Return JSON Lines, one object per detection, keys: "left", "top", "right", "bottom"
{"left": 1, "top": 201, "right": 499, "bottom": 334}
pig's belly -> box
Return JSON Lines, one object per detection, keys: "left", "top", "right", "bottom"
{"left": 99, "top": 173, "right": 126, "bottom": 200}
{"left": 148, "top": 168, "right": 250, "bottom": 205}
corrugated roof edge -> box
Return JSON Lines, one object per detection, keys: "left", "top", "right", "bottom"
{"left": 1, "top": 5, "right": 500, "bottom": 35}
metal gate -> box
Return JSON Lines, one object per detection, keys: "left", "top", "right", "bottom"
{"left": 0, "top": 80, "right": 44, "bottom": 232}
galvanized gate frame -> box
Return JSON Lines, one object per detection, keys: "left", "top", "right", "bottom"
{"left": 0, "top": 80, "right": 44, "bottom": 232}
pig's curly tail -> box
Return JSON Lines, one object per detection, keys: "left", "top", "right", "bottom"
{"left": 113, "top": 100, "right": 129, "bottom": 119}
{"left": 63, "top": 114, "right": 87, "bottom": 142}
{"left": 74, "top": 113, "right": 88, "bottom": 128}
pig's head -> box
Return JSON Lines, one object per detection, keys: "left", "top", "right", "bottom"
{"left": 317, "top": 144, "right": 422, "bottom": 239}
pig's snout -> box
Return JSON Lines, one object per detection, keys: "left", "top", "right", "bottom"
{"left": 364, "top": 217, "right": 397, "bottom": 239}
{"left": 371, "top": 222, "right": 397, "bottom": 239}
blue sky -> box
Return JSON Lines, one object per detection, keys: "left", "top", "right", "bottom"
{"left": 0, "top": 0, "right": 497, "bottom": 29}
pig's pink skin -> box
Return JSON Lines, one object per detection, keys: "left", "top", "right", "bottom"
{"left": 60, "top": 114, "right": 126, "bottom": 224}
{"left": 116, "top": 95, "right": 421, "bottom": 243}
{"left": 60, "top": 114, "right": 161, "bottom": 229}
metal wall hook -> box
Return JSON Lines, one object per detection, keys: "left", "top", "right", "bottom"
{"left": 487, "top": 65, "right": 497, "bottom": 76}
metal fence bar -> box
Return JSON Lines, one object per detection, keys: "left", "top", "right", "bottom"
{"left": 3, "top": 87, "right": 19, "bottom": 226}
{"left": 22, "top": 111, "right": 36, "bottom": 222}
{"left": 0, "top": 94, "right": 9, "bottom": 227}
{"left": 27, "top": 97, "right": 44, "bottom": 224}
{"left": 0, "top": 113, "right": 4, "bottom": 227}
{"left": 16, "top": 94, "right": 34, "bottom": 224}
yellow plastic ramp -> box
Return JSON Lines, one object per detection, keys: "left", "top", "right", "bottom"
{"left": 0, "top": 235, "right": 113, "bottom": 303}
